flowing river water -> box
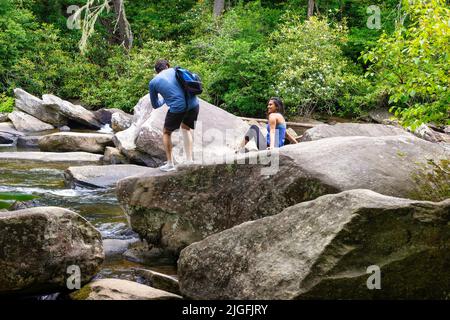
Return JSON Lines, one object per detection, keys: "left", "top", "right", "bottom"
{"left": 0, "top": 144, "right": 177, "bottom": 298}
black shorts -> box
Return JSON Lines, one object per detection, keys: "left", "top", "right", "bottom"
{"left": 164, "top": 106, "right": 199, "bottom": 132}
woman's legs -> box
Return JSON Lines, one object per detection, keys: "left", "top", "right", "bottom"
{"left": 244, "top": 125, "right": 267, "bottom": 150}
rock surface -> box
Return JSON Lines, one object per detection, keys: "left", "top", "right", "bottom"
{"left": 8, "top": 110, "right": 55, "bottom": 132}
{"left": 0, "top": 122, "right": 23, "bottom": 145}
{"left": 413, "top": 124, "right": 450, "bottom": 144}
{"left": 42, "top": 94, "right": 102, "bottom": 129}
{"left": 65, "top": 164, "right": 153, "bottom": 188}
{"left": 117, "top": 135, "right": 449, "bottom": 255}
{"left": 0, "top": 113, "right": 9, "bottom": 123}
{"left": 70, "top": 279, "right": 182, "bottom": 300}
{"left": 103, "top": 239, "right": 139, "bottom": 257}
{"left": 17, "top": 136, "right": 40, "bottom": 148}
{"left": 0, "top": 207, "right": 104, "bottom": 295}
{"left": 103, "top": 147, "right": 129, "bottom": 164}
{"left": 39, "top": 132, "right": 113, "bottom": 154}
{"left": 300, "top": 123, "right": 410, "bottom": 142}
{"left": 134, "top": 269, "right": 180, "bottom": 295}
{"left": 14, "top": 88, "right": 67, "bottom": 126}
{"left": 0, "top": 151, "right": 103, "bottom": 164}
{"left": 111, "top": 112, "right": 133, "bottom": 132}
{"left": 178, "top": 190, "right": 450, "bottom": 300}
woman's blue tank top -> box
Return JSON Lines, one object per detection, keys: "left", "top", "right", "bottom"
{"left": 266, "top": 122, "right": 287, "bottom": 148}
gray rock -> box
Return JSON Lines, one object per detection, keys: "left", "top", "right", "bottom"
{"left": 0, "top": 207, "right": 104, "bottom": 295}
{"left": 103, "top": 147, "right": 129, "bottom": 165}
{"left": 123, "top": 241, "right": 177, "bottom": 266}
{"left": 94, "top": 108, "right": 127, "bottom": 125}
{"left": 39, "top": 132, "right": 114, "bottom": 154}
{"left": 0, "top": 113, "right": 9, "bottom": 123}
{"left": 64, "top": 164, "right": 153, "bottom": 189}
{"left": 413, "top": 124, "right": 450, "bottom": 143}
{"left": 103, "top": 239, "right": 139, "bottom": 257}
{"left": 69, "top": 278, "right": 182, "bottom": 300}
{"left": 300, "top": 123, "right": 410, "bottom": 142}
{"left": 111, "top": 112, "right": 133, "bottom": 132}
{"left": 8, "top": 200, "right": 41, "bottom": 211}
{"left": 0, "top": 122, "right": 22, "bottom": 145}
{"left": 14, "top": 88, "right": 67, "bottom": 126}
{"left": 117, "top": 135, "right": 449, "bottom": 255}
{"left": 178, "top": 189, "right": 450, "bottom": 300}
{"left": 134, "top": 269, "right": 180, "bottom": 295}
{"left": 17, "top": 136, "right": 40, "bottom": 148}
{"left": 42, "top": 94, "right": 102, "bottom": 129}
{"left": 8, "top": 110, "right": 55, "bottom": 132}
{"left": 59, "top": 125, "right": 71, "bottom": 132}
{"left": 0, "top": 151, "right": 103, "bottom": 165}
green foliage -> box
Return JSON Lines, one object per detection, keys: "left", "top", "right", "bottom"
{"left": 271, "top": 16, "right": 372, "bottom": 117}
{"left": 0, "top": 93, "right": 14, "bottom": 113}
{"left": 363, "top": 0, "right": 450, "bottom": 129}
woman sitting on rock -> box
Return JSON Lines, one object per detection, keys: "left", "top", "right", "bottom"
{"left": 239, "top": 97, "right": 287, "bottom": 151}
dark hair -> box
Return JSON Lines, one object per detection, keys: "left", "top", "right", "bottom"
{"left": 269, "top": 97, "right": 285, "bottom": 115}
{"left": 154, "top": 59, "right": 170, "bottom": 73}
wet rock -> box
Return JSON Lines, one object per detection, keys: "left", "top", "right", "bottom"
{"left": 64, "top": 164, "right": 153, "bottom": 188}
{"left": 17, "top": 136, "right": 40, "bottom": 148}
{"left": 69, "top": 278, "right": 182, "bottom": 300}
{"left": 178, "top": 189, "right": 450, "bottom": 300}
{"left": 300, "top": 123, "right": 410, "bottom": 142}
{"left": 0, "top": 122, "right": 23, "bottom": 145}
{"left": 117, "top": 135, "right": 449, "bottom": 255}
{"left": 14, "top": 88, "right": 67, "bottom": 126}
{"left": 123, "top": 241, "right": 177, "bottom": 266}
{"left": 39, "top": 132, "right": 114, "bottom": 154}
{"left": 8, "top": 110, "right": 55, "bottom": 132}
{"left": 0, "top": 151, "right": 103, "bottom": 165}
{"left": 8, "top": 200, "right": 41, "bottom": 211}
{"left": 134, "top": 268, "right": 180, "bottom": 295}
{"left": 103, "top": 239, "right": 139, "bottom": 257}
{"left": 0, "top": 207, "right": 104, "bottom": 296}
{"left": 111, "top": 112, "right": 133, "bottom": 132}
{"left": 42, "top": 94, "right": 102, "bottom": 129}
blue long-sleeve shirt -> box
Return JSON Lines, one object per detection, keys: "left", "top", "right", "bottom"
{"left": 149, "top": 68, "right": 199, "bottom": 114}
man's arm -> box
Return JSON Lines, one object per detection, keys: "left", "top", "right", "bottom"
{"left": 149, "top": 80, "right": 165, "bottom": 109}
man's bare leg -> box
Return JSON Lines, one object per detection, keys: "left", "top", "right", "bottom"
{"left": 181, "top": 123, "right": 193, "bottom": 162}
{"left": 163, "top": 128, "right": 174, "bottom": 165}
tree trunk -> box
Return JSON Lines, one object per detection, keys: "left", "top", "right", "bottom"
{"left": 213, "top": 0, "right": 225, "bottom": 17}
{"left": 111, "top": 0, "right": 133, "bottom": 50}
{"left": 307, "top": 0, "right": 315, "bottom": 18}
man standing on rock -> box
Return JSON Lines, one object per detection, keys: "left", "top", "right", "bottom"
{"left": 149, "top": 59, "right": 199, "bottom": 172}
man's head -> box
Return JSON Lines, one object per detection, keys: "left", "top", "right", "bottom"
{"left": 154, "top": 59, "right": 170, "bottom": 74}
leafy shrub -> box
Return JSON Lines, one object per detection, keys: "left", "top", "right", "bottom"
{"left": 0, "top": 93, "right": 14, "bottom": 113}
{"left": 363, "top": 0, "right": 450, "bottom": 129}
{"left": 271, "top": 16, "right": 372, "bottom": 117}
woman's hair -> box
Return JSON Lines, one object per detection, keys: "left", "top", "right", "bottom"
{"left": 154, "top": 59, "right": 170, "bottom": 73}
{"left": 269, "top": 97, "right": 285, "bottom": 115}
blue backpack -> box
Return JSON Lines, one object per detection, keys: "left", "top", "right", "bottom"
{"left": 175, "top": 67, "right": 203, "bottom": 110}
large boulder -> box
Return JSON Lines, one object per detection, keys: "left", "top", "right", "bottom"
{"left": 39, "top": 132, "right": 113, "bottom": 154}
{"left": 178, "top": 190, "right": 450, "bottom": 300}
{"left": 103, "top": 147, "right": 129, "bottom": 164}
{"left": 64, "top": 164, "right": 153, "bottom": 189}
{"left": 14, "top": 88, "right": 67, "bottom": 126}
{"left": 117, "top": 135, "right": 449, "bottom": 255}
{"left": 42, "top": 94, "right": 102, "bottom": 129}
{"left": 8, "top": 110, "right": 55, "bottom": 132}
{"left": 0, "top": 207, "right": 104, "bottom": 296}
{"left": 69, "top": 279, "right": 182, "bottom": 300}
{"left": 413, "top": 124, "right": 450, "bottom": 144}
{"left": 135, "top": 99, "right": 249, "bottom": 163}
{"left": 300, "top": 123, "right": 410, "bottom": 142}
